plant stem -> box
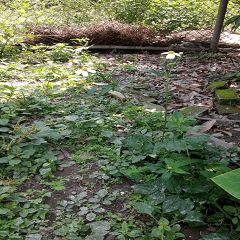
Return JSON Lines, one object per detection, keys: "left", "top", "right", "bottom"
{"left": 162, "top": 64, "right": 173, "bottom": 141}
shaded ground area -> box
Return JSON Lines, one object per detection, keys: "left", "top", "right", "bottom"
{"left": 99, "top": 51, "right": 240, "bottom": 149}
{"left": 26, "top": 21, "right": 240, "bottom": 49}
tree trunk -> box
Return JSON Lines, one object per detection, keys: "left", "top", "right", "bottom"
{"left": 210, "top": 0, "right": 229, "bottom": 52}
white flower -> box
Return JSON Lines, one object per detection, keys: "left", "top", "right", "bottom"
{"left": 75, "top": 46, "right": 89, "bottom": 53}
{"left": 75, "top": 67, "right": 96, "bottom": 77}
{"left": 161, "top": 51, "right": 181, "bottom": 59}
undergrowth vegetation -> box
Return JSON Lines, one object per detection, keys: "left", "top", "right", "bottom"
{"left": 0, "top": 42, "right": 240, "bottom": 239}
{"left": 1, "top": 1, "right": 240, "bottom": 239}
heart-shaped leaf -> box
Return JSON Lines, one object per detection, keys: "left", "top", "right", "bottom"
{"left": 133, "top": 202, "right": 154, "bottom": 215}
{"left": 86, "top": 212, "right": 96, "bottom": 221}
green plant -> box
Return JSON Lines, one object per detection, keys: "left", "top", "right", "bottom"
{"left": 0, "top": 187, "right": 51, "bottom": 239}
{"left": 145, "top": 51, "right": 182, "bottom": 140}
{"left": 211, "top": 168, "right": 240, "bottom": 200}
{"left": 40, "top": 177, "right": 66, "bottom": 190}
{"left": 224, "top": 14, "right": 240, "bottom": 31}
{"left": 0, "top": 85, "right": 16, "bottom": 102}
{"left": 111, "top": 220, "right": 142, "bottom": 239}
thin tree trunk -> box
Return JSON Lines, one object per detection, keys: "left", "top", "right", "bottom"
{"left": 210, "top": 0, "right": 229, "bottom": 52}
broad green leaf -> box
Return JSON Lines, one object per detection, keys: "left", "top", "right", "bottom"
{"left": 31, "top": 138, "right": 47, "bottom": 145}
{"left": 0, "top": 208, "right": 11, "bottom": 214}
{"left": 8, "top": 236, "right": 23, "bottom": 239}
{"left": 60, "top": 161, "right": 75, "bottom": 167}
{"left": 94, "top": 207, "right": 105, "bottom": 213}
{"left": 158, "top": 217, "right": 169, "bottom": 226}
{"left": 60, "top": 129, "right": 72, "bottom": 136}
{"left": 153, "top": 142, "right": 165, "bottom": 154}
{"left": 122, "top": 221, "right": 128, "bottom": 230}
{"left": 172, "top": 224, "right": 181, "bottom": 232}
{"left": 97, "top": 189, "right": 108, "bottom": 198}
{"left": 101, "top": 130, "right": 113, "bottom": 138}
{"left": 110, "top": 137, "right": 123, "bottom": 145}
{"left": 129, "top": 155, "right": 146, "bottom": 163}
{"left": 39, "top": 168, "right": 51, "bottom": 176}
{"left": 26, "top": 234, "right": 42, "bottom": 240}
{"left": 89, "top": 221, "right": 110, "bottom": 235}
{"left": 134, "top": 184, "right": 156, "bottom": 195}
{"left": 179, "top": 198, "right": 194, "bottom": 215}
{"left": 84, "top": 86, "right": 98, "bottom": 97}
{"left": 0, "top": 127, "right": 10, "bottom": 132}
{"left": 123, "top": 136, "right": 144, "bottom": 152}
{"left": 54, "top": 227, "right": 69, "bottom": 236}
{"left": 232, "top": 217, "right": 238, "bottom": 224}
{"left": 171, "top": 111, "right": 184, "bottom": 121}
{"left": 20, "top": 208, "right": 29, "bottom": 217}
{"left": 0, "top": 157, "right": 8, "bottom": 163}
{"left": 102, "top": 200, "right": 112, "bottom": 205}
{"left": 65, "top": 115, "right": 79, "bottom": 121}
{"left": 9, "top": 159, "right": 21, "bottom": 166}
{"left": 35, "top": 127, "right": 59, "bottom": 138}
{"left": 11, "top": 146, "right": 22, "bottom": 155}
{"left": 223, "top": 205, "right": 237, "bottom": 214}
{"left": 162, "top": 172, "right": 172, "bottom": 182}
{"left": 0, "top": 119, "right": 9, "bottom": 125}
{"left": 162, "top": 195, "right": 181, "bottom": 213}
{"left": 148, "top": 192, "right": 165, "bottom": 205}
{"left": 22, "top": 147, "right": 36, "bottom": 158}
{"left": 78, "top": 207, "right": 89, "bottom": 215}
{"left": 175, "top": 233, "right": 186, "bottom": 238}
{"left": 199, "top": 233, "right": 229, "bottom": 240}
{"left": 77, "top": 192, "right": 87, "bottom": 200}
{"left": 89, "top": 197, "right": 100, "bottom": 203}
{"left": 164, "top": 139, "right": 185, "bottom": 153}
{"left": 211, "top": 168, "right": 240, "bottom": 199}
{"left": 165, "top": 177, "right": 182, "bottom": 193}
{"left": 0, "top": 186, "right": 16, "bottom": 194}
{"left": 133, "top": 202, "right": 154, "bottom": 215}
{"left": 184, "top": 210, "right": 203, "bottom": 222}
{"left": 151, "top": 227, "right": 162, "bottom": 237}
{"left": 86, "top": 212, "right": 96, "bottom": 221}
{"left": 153, "top": 177, "right": 167, "bottom": 192}
{"left": 15, "top": 217, "right": 24, "bottom": 226}
{"left": 34, "top": 121, "right": 46, "bottom": 129}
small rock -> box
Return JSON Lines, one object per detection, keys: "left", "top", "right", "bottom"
{"left": 180, "top": 106, "right": 208, "bottom": 116}
{"left": 215, "top": 103, "right": 240, "bottom": 115}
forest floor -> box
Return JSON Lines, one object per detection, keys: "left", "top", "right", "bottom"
{"left": 1, "top": 27, "right": 240, "bottom": 240}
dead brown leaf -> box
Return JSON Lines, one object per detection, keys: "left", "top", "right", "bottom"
{"left": 216, "top": 129, "right": 233, "bottom": 137}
